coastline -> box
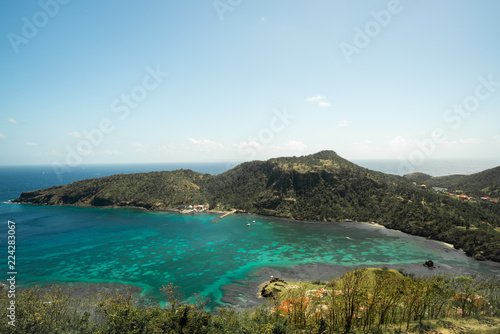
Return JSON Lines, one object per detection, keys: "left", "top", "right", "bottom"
{"left": 7, "top": 203, "right": 500, "bottom": 312}
{"left": 9, "top": 201, "right": 492, "bottom": 264}
{"left": 358, "top": 221, "right": 385, "bottom": 228}
{"left": 220, "top": 260, "right": 500, "bottom": 310}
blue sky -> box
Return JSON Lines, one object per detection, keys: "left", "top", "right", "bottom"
{"left": 1, "top": 0, "right": 500, "bottom": 168}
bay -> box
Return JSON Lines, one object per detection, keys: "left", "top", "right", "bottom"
{"left": 1, "top": 161, "right": 500, "bottom": 309}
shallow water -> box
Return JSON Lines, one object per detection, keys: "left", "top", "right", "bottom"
{"left": 1, "top": 203, "right": 499, "bottom": 309}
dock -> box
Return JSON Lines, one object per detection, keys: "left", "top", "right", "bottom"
{"left": 212, "top": 209, "right": 237, "bottom": 223}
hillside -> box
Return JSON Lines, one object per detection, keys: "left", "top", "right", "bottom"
{"left": 5, "top": 269, "right": 500, "bottom": 333}
{"left": 403, "top": 172, "right": 432, "bottom": 184}
{"left": 16, "top": 169, "right": 211, "bottom": 211}
{"left": 15, "top": 150, "right": 500, "bottom": 261}
{"left": 405, "top": 166, "right": 500, "bottom": 198}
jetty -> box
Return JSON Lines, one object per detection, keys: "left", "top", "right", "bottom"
{"left": 212, "top": 209, "right": 237, "bottom": 223}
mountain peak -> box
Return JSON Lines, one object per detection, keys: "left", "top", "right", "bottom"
{"left": 307, "top": 150, "right": 339, "bottom": 160}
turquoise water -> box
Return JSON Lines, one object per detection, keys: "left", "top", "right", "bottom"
{"left": 2, "top": 202, "right": 500, "bottom": 309}
{"left": 1, "top": 163, "right": 500, "bottom": 309}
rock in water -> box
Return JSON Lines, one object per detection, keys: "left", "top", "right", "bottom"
{"left": 423, "top": 260, "right": 435, "bottom": 268}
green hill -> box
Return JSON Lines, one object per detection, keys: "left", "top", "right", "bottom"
{"left": 404, "top": 172, "right": 433, "bottom": 184}
{"left": 16, "top": 169, "right": 211, "bottom": 210}
{"left": 423, "top": 166, "right": 500, "bottom": 199}
{"left": 15, "top": 151, "right": 500, "bottom": 262}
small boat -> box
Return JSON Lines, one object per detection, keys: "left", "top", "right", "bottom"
{"left": 246, "top": 223, "right": 251, "bottom": 227}
{"left": 345, "top": 236, "right": 352, "bottom": 240}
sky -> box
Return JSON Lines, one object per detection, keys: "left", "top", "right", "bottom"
{"left": 1, "top": 0, "right": 500, "bottom": 169}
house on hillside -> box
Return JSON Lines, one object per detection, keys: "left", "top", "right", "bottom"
{"left": 459, "top": 195, "right": 469, "bottom": 200}
{"left": 481, "top": 197, "right": 491, "bottom": 201}
{"left": 419, "top": 184, "right": 427, "bottom": 189}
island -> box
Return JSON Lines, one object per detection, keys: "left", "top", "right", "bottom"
{"left": 14, "top": 150, "right": 500, "bottom": 262}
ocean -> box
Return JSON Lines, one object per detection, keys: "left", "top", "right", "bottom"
{"left": 1, "top": 160, "right": 499, "bottom": 309}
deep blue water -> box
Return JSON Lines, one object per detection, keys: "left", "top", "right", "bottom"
{"left": 1, "top": 161, "right": 499, "bottom": 308}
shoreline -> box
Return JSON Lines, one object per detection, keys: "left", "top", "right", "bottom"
{"left": 219, "top": 261, "right": 500, "bottom": 310}
{"left": 7, "top": 202, "right": 489, "bottom": 264}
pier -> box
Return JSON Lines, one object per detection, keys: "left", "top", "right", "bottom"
{"left": 212, "top": 209, "right": 237, "bottom": 223}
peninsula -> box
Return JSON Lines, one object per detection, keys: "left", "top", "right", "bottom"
{"left": 15, "top": 151, "right": 500, "bottom": 262}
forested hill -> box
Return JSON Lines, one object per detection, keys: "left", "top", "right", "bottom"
{"left": 15, "top": 169, "right": 212, "bottom": 211}
{"left": 15, "top": 150, "right": 500, "bottom": 262}
{"left": 405, "top": 166, "right": 500, "bottom": 199}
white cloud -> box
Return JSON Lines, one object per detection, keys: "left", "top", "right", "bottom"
{"left": 188, "top": 138, "right": 223, "bottom": 149}
{"left": 77, "top": 146, "right": 92, "bottom": 155}
{"left": 188, "top": 138, "right": 215, "bottom": 145}
{"left": 236, "top": 141, "right": 263, "bottom": 152}
{"left": 338, "top": 120, "right": 349, "bottom": 127}
{"left": 7, "top": 118, "right": 17, "bottom": 124}
{"left": 102, "top": 150, "right": 120, "bottom": 156}
{"left": 306, "top": 95, "right": 333, "bottom": 108}
{"left": 438, "top": 138, "right": 483, "bottom": 148}
{"left": 458, "top": 138, "right": 483, "bottom": 144}
{"left": 388, "top": 135, "right": 412, "bottom": 150}
{"left": 0, "top": 133, "right": 5, "bottom": 139}
{"left": 347, "top": 140, "right": 381, "bottom": 159}
{"left": 306, "top": 95, "right": 326, "bottom": 103}
{"left": 351, "top": 140, "right": 373, "bottom": 148}
{"left": 495, "top": 135, "right": 500, "bottom": 143}
{"left": 188, "top": 138, "right": 225, "bottom": 153}
{"left": 26, "top": 142, "right": 39, "bottom": 146}
{"left": 133, "top": 142, "right": 187, "bottom": 155}
{"left": 272, "top": 140, "right": 307, "bottom": 151}
{"left": 133, "top": 143, "right": 146, "bottom": 152}
{"left": 68, "top": 131, "right": 85, "bottom": 138}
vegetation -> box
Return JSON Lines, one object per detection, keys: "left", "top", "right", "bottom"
{"left": 405, "top": 166, "right": 500, "bottom": 199}
{"left": 15, "top": 169, "right": 212, "bottom": 211}
{"left": 15, "top": 150, "right": 500, "bottom": 261}
{"left": 402, "top": 172, "right": 432, "bottom": 185}
{"left": 1, "top": 269, "right": 499, "bottom": 333}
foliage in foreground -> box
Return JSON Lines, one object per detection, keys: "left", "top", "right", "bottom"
{"left": 1, "top": 270, "right": 500, "bottom": 334}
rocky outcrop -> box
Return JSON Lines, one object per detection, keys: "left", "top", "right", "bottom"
{"left": 423, "top": 260, "right": 435, "bottom": 268}
{"left": 260, "top": 277, "right": 288, "bottom": 299}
